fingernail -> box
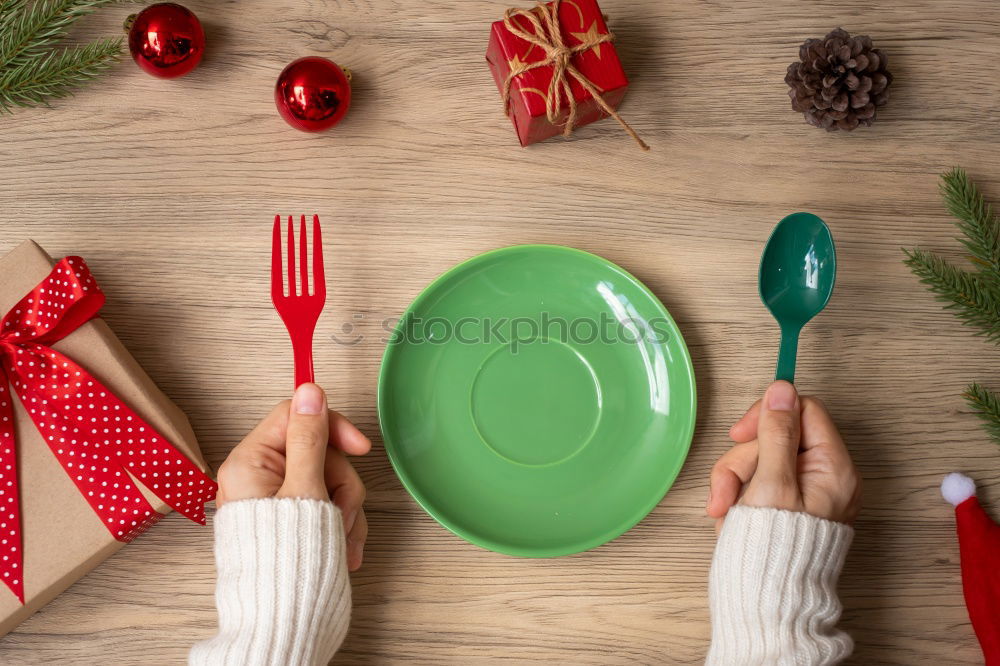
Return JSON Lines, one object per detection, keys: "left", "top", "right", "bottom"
{"left": 293, "top": 383, "right": 324, "bottom": 415}
{"left": 767, "top": 381, "right": 797, "bottom": 411}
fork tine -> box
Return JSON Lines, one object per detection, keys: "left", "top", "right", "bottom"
{"left": 287, "top": 214, "right": 296, "bottom": 297}
{"left": 313, "top": 214, "right": 326, "bottom": 297}
{"left": 299, "top": 214, "right": 309, "bottom": 296}
{"left": 271, "top": 215, "right": 283, "bottom": 299}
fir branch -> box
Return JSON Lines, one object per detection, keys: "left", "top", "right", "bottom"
{"left": 903, "top": 248, "right": 1000, "bottom": 342}
{"left": 0, "top": 0, "right": 120, "bottom": 69}
{"left": 905, "top": 169, "right": 1000, "bottom": 449}
{"left": 965, "top": 383, "right": 1000, "bottom": 446}
{"left": 0, "top": 0, "right": 126, "bottom": 111}
{"left": 940, "top": 168, "right": 1000, "bottom": 278}
{"left": 0, "top": 36, "right": 121, "bottom": 111}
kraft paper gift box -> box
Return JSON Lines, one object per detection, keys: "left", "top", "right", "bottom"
{"left": 0, "top": 240, "right": 215, "bottom": 637}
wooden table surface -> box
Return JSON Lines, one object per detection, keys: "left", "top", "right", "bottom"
{"left": 3, "top": 0, "right": 1000, "bottom": 663}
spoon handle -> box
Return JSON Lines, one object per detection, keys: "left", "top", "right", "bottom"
{"left": 775, "top": 325, "right": 800, "bottom": 383}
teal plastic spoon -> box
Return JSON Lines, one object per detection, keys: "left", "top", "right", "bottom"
{"left": 758, "top": 212, "right": 836, "bottom": 384}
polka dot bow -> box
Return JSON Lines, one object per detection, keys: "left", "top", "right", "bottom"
{"left": 0, "top": 257, "right": 217, "bottom": 603}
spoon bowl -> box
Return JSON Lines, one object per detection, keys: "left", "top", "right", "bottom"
{"left": 759, "top": 212, "right": 836, "bottom": 383}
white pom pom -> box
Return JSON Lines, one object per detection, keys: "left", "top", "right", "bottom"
{"left": 942, "top": 473, "right": 977, "bottom": 506}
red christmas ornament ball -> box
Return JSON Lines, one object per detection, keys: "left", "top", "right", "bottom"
{"left": 127, "top": 3, "right": 205, "bottom": 79}
{"left": 274, "top": 57, "right": 352, "bottom": 132}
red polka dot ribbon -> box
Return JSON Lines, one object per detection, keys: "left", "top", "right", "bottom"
{"left": 0, "top": 257, "right": 217, "bottom": 603}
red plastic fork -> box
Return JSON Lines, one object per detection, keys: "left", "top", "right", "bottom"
{"left": 271, "top": 214, "right": 326, "bottom": 388}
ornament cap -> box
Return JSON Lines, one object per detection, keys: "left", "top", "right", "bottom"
{"left": 123, "top": 13, "right": 137, "bottom": 33}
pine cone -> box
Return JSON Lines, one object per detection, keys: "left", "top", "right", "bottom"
{"left": 785, "top": 28, "right": 893, "bottom": 132}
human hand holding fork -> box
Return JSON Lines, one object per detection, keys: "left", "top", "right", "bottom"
{"left": 215, "top": 215, "right": 371, "bottom": 570}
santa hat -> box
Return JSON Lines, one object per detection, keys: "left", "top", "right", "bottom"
{"left": 942, "top": 472, "right": 1000, "bottom": 665}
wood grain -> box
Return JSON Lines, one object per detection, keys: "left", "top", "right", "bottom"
{"left": 2, "top": 0, "right": 1000, "bottom": 663}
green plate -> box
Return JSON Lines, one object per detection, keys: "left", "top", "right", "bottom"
{"left": 378, "top": 245, "right": 696, "bottom": 557}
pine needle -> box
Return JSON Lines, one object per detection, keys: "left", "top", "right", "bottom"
{"left": 0, "top": 0, "right": 125, "bottom": 111}
{"left": 965, "top": 383, "right": 1000, "bottom": 446}
{"left": 903, "top": 248, "right": 1000, "bottom": 342}
{"left": 904, "top": 169, "right": 1000, "bottom": 448}
{"left": 0, "top": 37, "right": 121, "bottom": 110}
{"left": 940, "top": 168, "right": 1000, "bottom": 278}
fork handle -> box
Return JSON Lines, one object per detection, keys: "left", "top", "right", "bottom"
{"left": 289, "top": 328, "right": 316, "bottom": 388}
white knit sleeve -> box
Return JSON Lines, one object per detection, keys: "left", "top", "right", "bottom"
{"left": 706, "top": 506, "right": 854, "bottom": 666}
{"left": 189, "top": 498, "right": 351, "bottom": 666}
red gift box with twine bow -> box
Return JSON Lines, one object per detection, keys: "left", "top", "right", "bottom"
{"left": 486, "top": 0, "right": 647, "bottom": 149}
{"left": 0, "top": 240, "right": 216, "bottom": 636}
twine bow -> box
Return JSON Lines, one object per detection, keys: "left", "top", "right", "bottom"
{"left": 0, "top": 257, "right": 217, "bottom": 603}
{"left": 501, "top": 0, "right": 649, "bottom": 150}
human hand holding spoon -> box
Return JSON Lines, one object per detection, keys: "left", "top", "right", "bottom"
{"left": 759, "top": 212, "right": 837, "bottom": 383}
